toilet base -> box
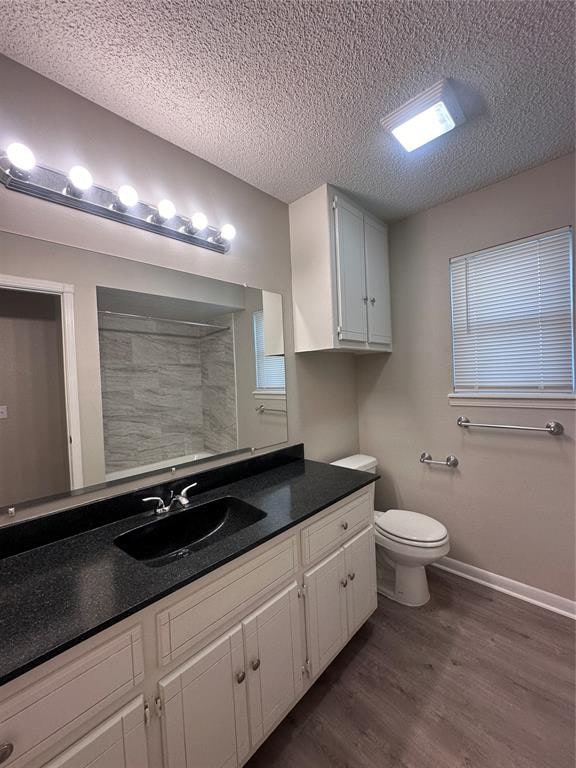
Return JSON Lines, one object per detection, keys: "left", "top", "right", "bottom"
{"left": 377, "top": 563, "right": 430, "bottom": 607}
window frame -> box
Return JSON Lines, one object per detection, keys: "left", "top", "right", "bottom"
{"left": 252, "top": 309, "right": 286, "bottom": 393}
{"left": 448, "top": 227, "right": 575, "bottom": 409}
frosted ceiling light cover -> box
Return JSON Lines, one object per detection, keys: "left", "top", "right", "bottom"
{"left": 220, "top": 223, "right": 236, "bottom": 241}
{"left": 392, "top": 101, "right": 456, "bottom": 152}
{"left": 157, "top": 199, "right": 176, "bottom": 220}
{"left": 381, "top": 79, "right": 465, "bottom": 153}
{"left": 117, "top": 184, "right": 138, "bottom": 207}
{"left": 68, "top": 165, "right": 93, "bottom": 191}
{"left": 6, "top": 142, "right": 36, "bottom": 172}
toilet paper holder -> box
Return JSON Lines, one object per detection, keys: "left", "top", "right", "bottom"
{"left": 420, "top": 452, "right": 459, "bottom": 469}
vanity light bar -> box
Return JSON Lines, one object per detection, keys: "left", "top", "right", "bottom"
{"left": 0, "top": 145, "right": 236, "bottom": 254}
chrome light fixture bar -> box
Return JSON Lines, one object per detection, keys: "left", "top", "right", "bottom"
{"left": 381, "top": 79, "right": 465, "bottom": 152}
{"left": 0, "top": 147, "right": 236, "bottom": 254}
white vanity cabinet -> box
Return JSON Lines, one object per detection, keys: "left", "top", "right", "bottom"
{"left": 158, "top": 626, "right": 250, "bottom": 768}
{"left": 1, "top": 489, "right": 377, "bottom": 768}
{"left": 304, "top": 526, "right": 377, "bottom": 677}
{"left": 242, "top": 583, "right": 303, "bottom": 747}
{"left": 289, "top": 184, "right": 392, "bottom": 353}
{"left": 158, "top": 583, "right": 303, "bottom": 768}
{"left": 41, "top": 698, "right": 148, "bottom": 768}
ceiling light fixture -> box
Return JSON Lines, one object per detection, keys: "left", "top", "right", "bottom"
{"left": 381, "top": 79, "right": 465, "bottom": 152}
{"left": 213, "top": 223, "right": 236, "bottom": 244}
{"left": 151, "top": 198, "right": 176, "bottom": 224}
{"left": 66, "top": 165, "right": 93, "bottom": 196}
{"left": 181, "top": 211, "right": 208, "bottom": 235}
{"left": 0, "top": 144, "right": 234, "bottom": 253}
{"left": 114, "top": 184, "right": 139, "bottom": 211}
{"left": 6, "top": 142, "right": 36, "bottom": 178}
{"left": 191, "top": 211, "right": 208, "bottom": 231}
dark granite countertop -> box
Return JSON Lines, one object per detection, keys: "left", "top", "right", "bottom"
{"left": 0, "top": 447, "right": 376, "bottom": 686}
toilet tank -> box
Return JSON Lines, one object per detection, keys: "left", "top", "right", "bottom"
{"left": 330, "top": 454, "right": 377, "bottom": 510}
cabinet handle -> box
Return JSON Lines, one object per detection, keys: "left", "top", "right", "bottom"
{"left": 341, "top": 579, "right": 348, "bottom": 588}
{"left": 341, "top": 521, "right": 348, "bottom": 531}
{"left": 370, "top": 297, "right": 376, "bottom": 305}
{"left": 0, "top": 744, "right": 14, "bottom": 763}
{"left": 349, "top": 572, "right": 356, "bottom": 581}
{"left": 236, "top": 670, "right": 246, "bottom": 684}
{"left": 363, "top": 296, "right": 368, "bottom": 304}
{"left": 251, "top": 658, "right": 261, "bottom": 671}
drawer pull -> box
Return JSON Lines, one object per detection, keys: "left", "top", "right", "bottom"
{"left": 349, "top": 572, "right": 356, "bottom": 581}
{"left": 236, "top": 670, "right": 246, "bottom": 684}
{"left": 341, "top": 521, "right": 349, "bottom": 531}
{"left": 0, "top": 744, "right": 14, "bottom": 763}
{"left": 341, "top": 579, "right": 348, "bottom": 588}
{"left": 251, "top": 658, "right": 261, "bottom": 671}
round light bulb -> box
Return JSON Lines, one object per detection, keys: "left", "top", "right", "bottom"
{"left": 220, "top": 224, "right": 236, "bottom": 241}
{"left": 6, "top": 142, "right": 36, "bottom": 173}
{"left": 157, "top": 199, "right": 176, "bottom": 221}
{"left": 117, "top": 184, "right": 139, "bottom": 208}
{"left": 68, "top": 165, "right": 93, "bottom": 191}
{"left": 191, "top": 212, "right": 208, "bottom": 231}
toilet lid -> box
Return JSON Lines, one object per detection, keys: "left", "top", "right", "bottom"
{"left": 375, "top": 509, "right": 448, "bottom": 543}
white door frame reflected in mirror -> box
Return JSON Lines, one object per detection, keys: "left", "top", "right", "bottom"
{"left": 0, "top": 273, "right": 84, "bottom": 492}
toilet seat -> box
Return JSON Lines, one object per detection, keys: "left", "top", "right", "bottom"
{"left": 374, "top": 509, "right": 448, "bottom": 549}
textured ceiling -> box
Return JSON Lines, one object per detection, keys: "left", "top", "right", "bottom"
{"left": 0, "top": 0, "right": 574, "bottom": 220}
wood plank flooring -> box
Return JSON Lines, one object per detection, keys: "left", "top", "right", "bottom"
{"left": 245, "top": 569, "right": 575, "bottom": 768}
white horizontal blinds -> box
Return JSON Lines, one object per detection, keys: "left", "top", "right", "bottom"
{"left": 450, "top": 227, "right": 574, "bottom": 393}
{"left": 253, "top": 310, "right": 286, "bottom": 389}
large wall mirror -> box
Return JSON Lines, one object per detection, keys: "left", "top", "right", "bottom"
{"left": 0, "top": 231, "right": 288, "bottom": 509}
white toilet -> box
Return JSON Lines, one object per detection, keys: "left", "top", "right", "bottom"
{"left": 331, "top": 455, "right": 450, "bottom": 607}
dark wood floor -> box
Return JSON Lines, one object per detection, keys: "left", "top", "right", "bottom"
{"left": 245, "top": 569, "right": 575, "bottom": 768}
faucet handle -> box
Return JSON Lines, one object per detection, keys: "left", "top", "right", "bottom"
{"left": 181, "top": 483, "right": 198, "bottom": 500}
{"left": 143, "top": 496, "right": 167, "bottom": 512}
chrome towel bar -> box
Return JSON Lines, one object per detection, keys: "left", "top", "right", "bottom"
{"left": 457, "top": 416, "right": 564, "bottom": 435}
{"left": 420, "top": 452, "right": 459, "bottom": 468}
{"left": 255, "top": 404, "right": 287, "bottom": 415}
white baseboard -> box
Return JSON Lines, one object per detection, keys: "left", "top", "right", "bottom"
{"left": 432, "top": 557, "right": 575, "bottom": 620}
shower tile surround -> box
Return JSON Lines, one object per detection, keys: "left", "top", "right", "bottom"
{"left": 98, "top": 312, "right": 237, "bottom": 472}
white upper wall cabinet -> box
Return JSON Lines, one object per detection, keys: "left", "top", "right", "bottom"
{"left": 289, "top": 184, "right": 392, "bottom": 353}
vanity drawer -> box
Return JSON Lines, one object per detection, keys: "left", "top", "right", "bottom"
{"left": 40, "top": 696, "right": 147, "bottom": 768}
{"left": 0, "top": 627, "right": 144, "bottom": 768}
{"left": 157, "top": 536, "right": 297, "bottom": 665}
{"left": 301, "top": 492, "right": 372, "bottom": 564}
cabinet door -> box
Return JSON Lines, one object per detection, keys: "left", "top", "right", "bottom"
{"left": 159, "top": 625, "right": 249, "bottom": 768}
{"left": 343, "top": 526, "right": 378, "bottom": 636}
{"left": 333, "top": 195, "right": 368, "bottom": 343}
{"left": 42, "top": 697, "right": 148, "bottom": 768}
{"left": 303, "top": 548, "right": 348, "bottom": 678}
{"left": 242, "top": 583, "right": 303, "bottom": 747}
{"left": 364, "top": 216, "right": 392, "bottom": 346}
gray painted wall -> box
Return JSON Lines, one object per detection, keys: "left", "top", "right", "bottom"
{"left": 357, "top": 154, "right": 575, "bottom": 600}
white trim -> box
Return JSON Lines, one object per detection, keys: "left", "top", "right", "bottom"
{"left": 0, "top": 272, "right": 84, "bottom": 490}
{"left": 106, "top": 451, "right": 216, "bottom": 481}
{"left": 252, "top": 389, "right": 287, "bottom": 400}
{"left": 448, "top": 393, "right": 576, "bottom": 410}
{"left": 432, "top": 556, "right": 575, "bottom": 619}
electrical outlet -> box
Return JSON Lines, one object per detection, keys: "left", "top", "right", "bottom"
{"left": 0, "top": 406, "right": 8, "bottom": 419}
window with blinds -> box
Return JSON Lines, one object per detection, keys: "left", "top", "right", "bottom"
{"left": 450, "top": 227, "right": 574, "bottom": 394}
{"left": 253, "top": 310, "right": 286, "bottom": 390}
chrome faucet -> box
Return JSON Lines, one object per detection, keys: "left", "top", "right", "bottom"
{"left": 142, "top": 496, "right": 170, "bottom": 515}
{"left": 174, "top": 483, "right": 198, "bottom": 507}
{"left": 143, "top": 483, "right": 198, "bottom": 516}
